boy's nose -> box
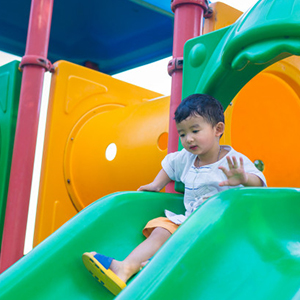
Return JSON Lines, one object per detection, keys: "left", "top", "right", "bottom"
{"left": 187, "top": 135, "right": 194, "bottom": 143}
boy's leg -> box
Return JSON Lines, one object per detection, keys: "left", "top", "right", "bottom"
{"left": 109, "top": 227, "right": 171, "bottom": 282}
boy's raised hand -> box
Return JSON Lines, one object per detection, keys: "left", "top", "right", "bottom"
{"left": 218, "top": 156, "right": 248, "bottom": 187}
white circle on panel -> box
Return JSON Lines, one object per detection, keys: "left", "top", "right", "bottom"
{"left": 105, "top": 143, "right": 117, "bottom": 161}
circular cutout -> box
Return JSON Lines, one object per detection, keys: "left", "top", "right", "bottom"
{"left": 105, "top": 143, "right": 117, "bottom": 161}
{"left": 254, "top": 160, "right": 265, "bottom": 172}
{"left": 157, "top": 132, "right": 168, "bottom": 151}
{"left": 64, "top": 104, "right": 125, "bottom": 211}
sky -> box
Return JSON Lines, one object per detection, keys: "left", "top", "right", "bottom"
{"left": 0, "top": 0, "right": 259, "bottom": 253}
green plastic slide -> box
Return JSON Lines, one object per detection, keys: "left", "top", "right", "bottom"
{"left": 0, "top": 188, "right": 300, "bottom": 299}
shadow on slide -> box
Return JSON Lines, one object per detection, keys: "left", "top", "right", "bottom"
{"left": 0, "top": 189, "right": 300, "bottom": 299}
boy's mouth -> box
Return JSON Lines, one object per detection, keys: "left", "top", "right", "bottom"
{"left": 189, "top": 145, "right": 198, "bottom": 151}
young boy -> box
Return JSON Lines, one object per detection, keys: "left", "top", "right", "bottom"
{"left": 82, "top": 94, "right": 267, "bottom": 295}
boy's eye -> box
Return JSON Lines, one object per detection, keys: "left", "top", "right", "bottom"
{"left": 179, "top": 134, "right": 185, "bottom": 138}
{"left": 192, "top": 130, "right": 199, "bottom": 133}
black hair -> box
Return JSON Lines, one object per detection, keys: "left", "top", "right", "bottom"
{"left": 174, "top": 94, "right": 224, "bottom": 126}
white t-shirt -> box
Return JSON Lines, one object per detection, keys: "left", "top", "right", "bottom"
{"left": 162, "top": 145, "right": 267, "bottom": 224}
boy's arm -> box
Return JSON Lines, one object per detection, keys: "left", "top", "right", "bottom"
{"left": 219, "top": 156, "right": 264, "bottom": 187}
{"left": 138, "top": 169, "right": 172, "bottom": 192}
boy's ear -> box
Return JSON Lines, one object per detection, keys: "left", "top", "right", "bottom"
{"left": 215, "top": 122, "right": 225, "bottom": 137}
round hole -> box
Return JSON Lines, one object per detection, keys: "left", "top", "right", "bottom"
{"left": 254, "top": 159, "right": 265, "bottom": 172}
{"left": 157, "top": 132, "right": 168, "bottom": 151}
{"left": 105, "top": 143, "right": 117, "bottom": 161}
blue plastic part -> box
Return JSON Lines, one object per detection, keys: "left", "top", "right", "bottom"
{"left": 0, "top": 0, "right": 174, "bottom": 74}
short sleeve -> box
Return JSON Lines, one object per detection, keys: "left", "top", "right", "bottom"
{"left": 242, "top": 155, "right": 267, "bottom": 186}
{"left": 161, "top": 152, "right": 180, "bottom": 181}
{"left": 161, "top": 149, "right": 195, "bottom": 183}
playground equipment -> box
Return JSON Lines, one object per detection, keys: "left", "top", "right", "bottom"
{"left": 0, "top": 0, "right": 300, "bottom": 299}
{"left": 0, "top": 0, "right": 214, "bottom": 269}
{"left": 32, "top": 1, "right": 300, "bottom": 248}
{"left": 33, "top": 60, "right": 169, "bottom": 245}
{"left": 0, "top": 0, "right": 188, "bottom": 270}
{"left": 1, "top": 189, "right": 300, "bottom": 300}
{"left": 181, "top": 0, "right": 300, "bottom": 189}
{"left": 222, "top": 56, "right": 300, "bottom": 187}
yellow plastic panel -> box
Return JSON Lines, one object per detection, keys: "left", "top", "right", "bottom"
{"left": 64, "top": 97, "right": 169, "bottom": 211}
{"left": 221, "top": 57, "right": 300, "bottom": 187}
{"left": 203, "top": 2, "right": 242, "bottom": 34}
{"left": 34, "top": 60, "right": 167, "bottom": 246}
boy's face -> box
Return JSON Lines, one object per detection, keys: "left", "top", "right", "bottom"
{"left": 176, "top": 114, "right": 224, "bottom": 159}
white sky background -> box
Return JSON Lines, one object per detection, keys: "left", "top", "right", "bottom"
{"left": 0, "top": 0, "right": 258, "bottom": 254}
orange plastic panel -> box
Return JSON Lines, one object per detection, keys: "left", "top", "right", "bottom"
{"left": 222, "top": 57, "right": 300, "bottom": 187}
{"left": 203, "top": 3, "right": 300, "bottom": 187}
{"left": 203, "top": 2, "right": 242, "bottom": 34}
{"left": 34, "top": 60, "right": 168, "bottom": 246}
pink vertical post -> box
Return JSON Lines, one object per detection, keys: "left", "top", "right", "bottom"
{"left": 166, "top": 0, "right": 211, "bottom": 193}
{"left": 0, "top": 0, "right": 54, "bottom": 272}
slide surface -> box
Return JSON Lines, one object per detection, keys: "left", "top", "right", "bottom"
{"left": 0, "top": 189, "right": 300, "bottom": 299}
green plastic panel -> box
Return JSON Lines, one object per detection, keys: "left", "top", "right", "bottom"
{"left": 0, "top": 189, "right": 300, "bottom": 299}
{"left": 0, "top": 61, "right": 21, "bottom": 248}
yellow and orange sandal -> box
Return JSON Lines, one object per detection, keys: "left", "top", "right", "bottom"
{"left": 82, "top": 252, "right": 126, "bottom": 295}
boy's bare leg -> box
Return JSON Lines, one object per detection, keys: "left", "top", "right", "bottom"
{"left": 101, "top": 227, "right": 171, "bottom": 283}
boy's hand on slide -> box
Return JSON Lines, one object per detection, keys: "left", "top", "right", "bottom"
{"left": 218, "top": 156, "right": 248, "bottom": 186}
{"left": 137, "top": 183, "right": 160, "bottom": 192}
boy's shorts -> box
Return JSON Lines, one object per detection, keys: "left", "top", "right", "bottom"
{"left": 142, "top": 217, "right": 180, "bottom": 238}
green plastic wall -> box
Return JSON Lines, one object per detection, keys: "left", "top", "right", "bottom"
{"left": 0, "top": 60, "right": 21, "bottom": 248}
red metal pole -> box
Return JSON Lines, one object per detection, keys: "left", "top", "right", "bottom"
{"left": 166, "top": 0, "right": 210, "bottom": 193}
{"left": 0, "top": 0, "right": 54, "bottom": 272}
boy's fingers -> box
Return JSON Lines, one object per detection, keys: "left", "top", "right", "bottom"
{"left": 219, "top": 166, "right": 229, "bottom": 177}
{"left": 232, "top": 156, "right": 238, "bottom": 168}
{"left": 219, "top": 180, "right": 229, "bottom": 187}
{"left": 239, "top": 157, "right": 244, "bottom": 168}
{"left": 226, "top": 156, "right": 233, "bottom": 169}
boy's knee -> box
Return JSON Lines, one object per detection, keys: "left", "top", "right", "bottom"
{"left": 151, "top": 227, "right": 172, "bottom": 239}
